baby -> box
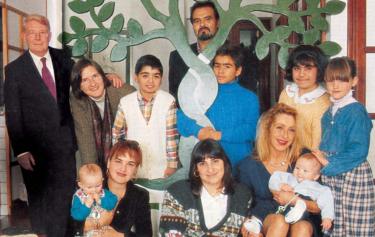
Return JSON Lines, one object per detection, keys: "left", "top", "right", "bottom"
{"left": 70, "top": 164, "right": 118, "bottom": 232}
{"left": 245, "top": 153, "right": 334, "bottom": 234}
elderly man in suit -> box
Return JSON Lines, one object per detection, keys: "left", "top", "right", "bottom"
{"left": 4, "top": 14, "right": 76, "bottom": 237}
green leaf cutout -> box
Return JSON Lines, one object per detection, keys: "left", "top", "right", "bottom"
{"left": 303, "top": 29, "right": 320, "bottom": 45}
{"left": 98, "top": 2, "right": 115, "bottom": 22}
{"left": 277, "top": 0, "right": 296, "bottom": 9}
{"left": 255, "top": 36, "right": 270, "bottom": 60}
{"left": 110, "top": 14, "right": 125, "bottom": 33}
{"left": 58, "top": 32, "right": 75, "bottom": 44}
{"left": 68, "top": 0, "right": 91, "bottom": 14}
{"left": 323, "top": 0, "right": 346, "bottom": 14}
{"left": 88, "top": 0, "right": 105, "bottom": 7}
{"left": 305, "top": 0, "right": 320, "bottom": 7}
{"left": 288, "top": 16, "right": 305, "bottom": 33}
{"left": 127, "top": 18, "right": 143, "bottom": 38}
{"left": 110, "top": 42, "right": 128, "bottom": 61}
{"left": 319, "top": 41, "right": 342, "bottom": 56}
{"left": 92, "top": 35, "right": 109, "bottom": 53}
{"left": 70, "top": 16, "right": 86, "bottom": 34}
{"left": 72, "top": 38, "right": 88, "bottom": 57}
{"left": 310, "top": 16, "right": 328, "bottom": 31}
{"left": 278, "top": 46, "right": 290, "bottom": 69}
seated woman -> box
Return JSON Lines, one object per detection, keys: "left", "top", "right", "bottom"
{"left": 71, "top": 140, "right": 152, "bottom": 237}
{"left": 159, "top": 139, "right": 252, "bottom": 236}
{"left": 70, "top": 58, "right": 135, "bottom": 171}
{"left": 237, "top": 103, "right": 321, "bottom": 237}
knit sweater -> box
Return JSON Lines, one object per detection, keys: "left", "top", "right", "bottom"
{"left": 159, "top": 180, "right": 252, "bottom": 237}
{"left": 279, "top": 86, "right": 330, "bottom": 150}
{"left": 177, "top": 80, "right": 259, "bottom": 168}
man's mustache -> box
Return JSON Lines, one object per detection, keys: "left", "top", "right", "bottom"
{"left": 199, "top": 27, "right": 210, "bottom": 32}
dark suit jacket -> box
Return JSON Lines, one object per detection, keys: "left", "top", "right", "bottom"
{"left": 70, "top": 85, "right": 135, "bottom": 165}
{"left": 4, "top": 47, "right": 76, "bottom": 235}
{"left": 5, "top": 47, "right": 76, "bottom": 160}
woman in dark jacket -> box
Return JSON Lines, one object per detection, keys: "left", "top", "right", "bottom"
{"left": 71, "top": 140, "right": 152, "bottom": 237}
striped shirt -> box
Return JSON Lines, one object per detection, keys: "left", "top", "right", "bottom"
{"left": 112, "top": 92, "right": 179, "bottom": 168}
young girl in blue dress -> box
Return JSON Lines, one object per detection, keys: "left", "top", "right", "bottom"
{"left": 313, "top": 57, "right": 375, "bottom": 236}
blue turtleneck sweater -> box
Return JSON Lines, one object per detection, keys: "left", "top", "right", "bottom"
{"left": 177, "top": 80, "right": 259, "bottom": 169}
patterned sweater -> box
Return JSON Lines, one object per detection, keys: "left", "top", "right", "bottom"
{"left": 159, "top": 180, "right": 252, "bottom": 237}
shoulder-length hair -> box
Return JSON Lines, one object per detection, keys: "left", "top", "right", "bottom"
{"left": 70, "top": 58, "right": 111, "bottom": 99}
{"left": 254, "top": 103, "right": 302, "bottom": 164}
{"left": 285, "top": 45, "right": 328, "bottom": 83}
{"left": 189, "top": 139, "right": 235, "bottom": 196}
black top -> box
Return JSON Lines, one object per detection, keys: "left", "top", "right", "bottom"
{"left": 70, "top": 181, "right": 152, "bottom": 237}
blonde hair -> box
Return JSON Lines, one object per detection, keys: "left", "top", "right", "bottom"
{"left": 254, "top": 103, "right": 302, "bottom": 164}
{"left": 23, "top": 14, "right": 50, "bottom": 32}
{"left": 78, "top": 163, "right": 103, "bottom": 182}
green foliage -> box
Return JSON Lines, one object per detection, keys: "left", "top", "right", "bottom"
{"left": 61, "top": 0, "right": 346, "bottom": 67}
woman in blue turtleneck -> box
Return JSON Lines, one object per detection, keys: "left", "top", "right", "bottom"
{"left": 177, "top": 44, "right": 259, "bottom": 170}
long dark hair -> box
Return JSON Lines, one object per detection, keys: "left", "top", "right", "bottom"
{"left": 71, "top": 58, "right": 111, "bottom": 99}
{"left": 189, "top": 139, "right": 235, "bottom": 196}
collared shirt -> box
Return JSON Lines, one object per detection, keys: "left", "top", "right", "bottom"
{"left": 285, "top": 83, "right": 326, "bottom": 104}
{"left": 330, "top": 90, "right": 357, "bottom": 116}
{"left": 200, "top": 186, "right": 228, "bottom": 229}
{"left": 29, "top": 50, "right": 55, "bottom": 83}
{"left": 112, "top": 91, "right": 179, "bottom": 168}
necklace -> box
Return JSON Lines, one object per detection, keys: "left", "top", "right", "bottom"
{"left": 268, "top": 160, "right": 288, "bottom": 167}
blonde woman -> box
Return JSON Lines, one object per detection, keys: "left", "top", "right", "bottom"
{"left": 238, "top": 103, "right": 321, "bottom": 237}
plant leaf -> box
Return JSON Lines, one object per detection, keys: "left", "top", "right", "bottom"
{"left": 72, "top": 38, "right": 88, "bottom": 57}
{"left": 98, "top": 2, "right": 115, "bottom": 22}
{"left": 127, "top": 18, "right": 143, "bottom": 38}
{"left": 319, "top": 41, "right": 342, "bottom": 56}
{"left": 110, "top": 14, "right": 125, "bottom": 33}
{"left": 303, "top": 29, "right": 320, "bottom": 45}
{"left": 322, "top": 0, "right": 346, "bottom": 15}
{"left": 255, "top": 36, "right": 270, "bottom": 60}
{"left": 92, "top": 35, "right": 109, "bottom": 53}
{"left": 110, "top": 42, "right": 128, "bottom": 61}
{"left": 68, "top": 0, "right": 90, "bottom": 14}
{"left": 70, "top": 16, "right": 86, "bottom": 34}
{"left": 278, "top": 46, "right": 290, "bottom": 69}
{"left": 272, "top": 26, "right": 292, "bottom": 42}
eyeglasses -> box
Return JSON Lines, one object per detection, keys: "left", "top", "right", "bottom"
{"left": 26, "top": 31, "right": 49, "bottom": 38}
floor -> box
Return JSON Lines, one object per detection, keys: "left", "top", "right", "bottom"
{"left": 0, "top": 200, "right": 34, "bottom": 236}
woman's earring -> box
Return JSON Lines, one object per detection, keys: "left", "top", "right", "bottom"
{"left": 193, "top": 169, "right": 199, "bottom": 178}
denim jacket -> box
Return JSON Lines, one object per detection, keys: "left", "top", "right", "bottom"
{"left": 320, "top": 102, "right": 372, "bottom": 176}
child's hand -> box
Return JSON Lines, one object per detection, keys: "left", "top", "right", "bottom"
{"left": 84, "top": 195, "right": 94, "bottom": 208}
{"left": 312, "top": 150, "right": 329, "bottom": 166}
{"left": 164, "top": 167, "right": 177, "bottom": 177}
{"left": 209, "top": 131, "right": 222, "bottom": 141}
{"left": 198, "top": 127, "right": 214, "bottom": 140}
{"left": 321, "top": 218, "right": 333, "bottom": 230}
{"left": 280, "top": 183, "right": 294, "bottom": 192}
{"left": 93, "top": 193, "right": 101, "bottom": 205}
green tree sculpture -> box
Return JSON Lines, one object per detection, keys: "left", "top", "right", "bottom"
{"left": 61, "top": 0, "right": 345, "bottom": 189}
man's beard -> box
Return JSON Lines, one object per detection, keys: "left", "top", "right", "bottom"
{"left": 198, "top": 32, "right": 215, "bottom": 41}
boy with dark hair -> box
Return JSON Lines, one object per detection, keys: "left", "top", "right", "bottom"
{"left": 177, "top": 44, "right": 259, "bottom": 169}
{"left": 112, "top": 54, "right": 178, "bottom": 179}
